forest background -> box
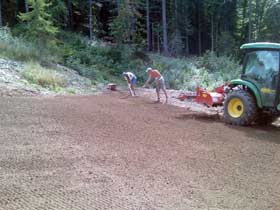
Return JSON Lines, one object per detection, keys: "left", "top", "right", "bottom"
{"left": 0, "top": 0, "right": 279, "bottom": 90}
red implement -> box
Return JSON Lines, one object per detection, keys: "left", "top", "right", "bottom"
{"left": 194, "top": 87, "right": 224, "bottom": 107}
{"left": 177, "top": 92, "right": 196, "bottom": 101}
{"left": 177, "top": 84, "right": 226, "bottom": 107}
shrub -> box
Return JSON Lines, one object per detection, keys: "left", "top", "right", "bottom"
{"left": 21, "top": 62, "right": 65, "bottom": 90}
{"left": 0, "top": 27, "right": 40, "bottom": 61}
{"left": 62, "top": 36, "right": 140, "bottom": 83}
{"left": 0, "top": 27, "right": 59, "bottom": 63}
{"left": 66, "top": 88, "right": 76, "bottom": 94}
{"left": 1, "top": 28, "right": 241, "bottom": 91}
{"left": 147, "top": 52, "right": 241, "bottom": 91}
{"left": 197, "top": 51, "right": 241, "bottom": 80}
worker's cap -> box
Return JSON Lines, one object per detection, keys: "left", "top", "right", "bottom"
{"left": 146, "top": 67, "right": 152, "bottom": 72}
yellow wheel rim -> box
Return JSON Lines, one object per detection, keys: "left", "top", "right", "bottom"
{"left": 227, "top": 98, "right": 244, "bottom": 118}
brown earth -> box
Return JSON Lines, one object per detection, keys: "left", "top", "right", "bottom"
{"left": 0, "top": 91, "right": 280, "bottom": 210}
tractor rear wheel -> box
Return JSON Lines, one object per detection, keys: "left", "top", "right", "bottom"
{"left": 224, "top": 90, "right": 258, "bottom": 126}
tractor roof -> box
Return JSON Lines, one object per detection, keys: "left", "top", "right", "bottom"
{"left": 240, "top": 42, "right": 280, "bottom": 50}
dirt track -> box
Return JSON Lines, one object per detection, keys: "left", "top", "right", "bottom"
{"left": 0, "top": 91, "right": 280, "bottom": 210}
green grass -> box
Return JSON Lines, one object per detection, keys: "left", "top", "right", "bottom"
{"left": 65, "top": 88, "right": 76, "bottom": 94}
{"left": 21, "top": 62, "right": 65, "bottom": 90}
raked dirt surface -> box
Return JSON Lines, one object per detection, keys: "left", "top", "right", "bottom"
{"left": 0, "top": 91, "right": 280, "bottom": 210}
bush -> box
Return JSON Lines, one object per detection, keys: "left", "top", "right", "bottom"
{"left": 0, "top": 27, "right": 40, "bottom": 61}
{"left": 0, "top": 27, "right": 59, "bottom": 63}
{"left": 1, "top": 28, "right": 241, "bottom": 91}
{"left": 21, "top": 62, "right": 65, "bottom": 90}
{"left": 61, "top": 33, "right": 148, "bottom": 83}
{"left": 197, "top": 51, "right": 241, "bottom": 80}
{"left": 147, "top": 52, "right": 241, "bottom": 91}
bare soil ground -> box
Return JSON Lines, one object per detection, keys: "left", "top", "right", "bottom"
{"left": 0, "top": 91, "right": 280, "bottom": 210}
{"left": 137, "top": 88, "right": 223, "bottom": 114}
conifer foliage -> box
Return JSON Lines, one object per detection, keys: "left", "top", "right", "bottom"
{"left": 18, "top": 0, "right": 58, "bottom": 46}
{"left": 0, "top": 0, "right": 279, "bottom": 56}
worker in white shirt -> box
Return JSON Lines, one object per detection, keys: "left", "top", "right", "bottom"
{"left": 122, "top": 72, "right": 137, "bottom": 97}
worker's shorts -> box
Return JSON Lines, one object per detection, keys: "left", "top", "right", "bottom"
{"left": 155, "top": 77, "right": 166, "bottom": 92}
{"left": 131, "top": 77, "right": 137, "bottom": 86}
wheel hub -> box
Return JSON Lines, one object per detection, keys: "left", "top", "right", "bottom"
{"left": 228, "top": 98, "right": 244, "bottom": 118}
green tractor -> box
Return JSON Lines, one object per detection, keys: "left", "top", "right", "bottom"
{"left": 224, "top": 43, "right": 280, "bottom": 126}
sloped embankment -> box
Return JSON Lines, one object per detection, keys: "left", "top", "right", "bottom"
{"left": 0, "top": 58, "right": 94, "bottom": 96}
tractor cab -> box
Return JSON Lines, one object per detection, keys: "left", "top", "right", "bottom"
{"left": 241, "top": 43, "right": 280, "bottom": 108}
{"left": 224, "top": 43, "right": 280, "bottom": 126}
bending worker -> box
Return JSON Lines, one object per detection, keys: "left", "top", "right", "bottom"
{"left": 122, "top": 71, "right": 137, "bottom": 97}
{"left": 143, "top": 67, "right": 168, "bottom": 103}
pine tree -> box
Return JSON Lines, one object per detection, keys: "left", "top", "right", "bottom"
{"left": 170, "top": 0, "right": 192, "bottom": 56}
{"left": 18, "top": 0, "right": 58, "bottom": 46}
{"left": 48, "top": 0, "right": 67, "bottom": 28}
{"left": 110, "top": 0, "right": 143, "bottom": 46}
{"left": 1, "top": 0, "right": 277, "bottom": 57}
{"left": 264, "top": 2, "right": 280, "bottom": 41}
{"left": 169, "top": 0, "right": 182, "bottom": 56}
{"left": 179, "top": 0, "right": 192, "bottom": 56}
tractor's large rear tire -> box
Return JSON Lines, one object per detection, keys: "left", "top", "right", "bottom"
{"left": 224, "top": 90, "right": 258, "bottom": 126}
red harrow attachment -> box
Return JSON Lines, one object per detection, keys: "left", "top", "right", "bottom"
{"left": 177, "top": 84, "right": 227, "bottom": 107}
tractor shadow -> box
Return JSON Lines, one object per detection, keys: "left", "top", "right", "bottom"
{"left": 176, "top": 112, "right": 280, "bottom": 144}
{"left": 175, "top": 112, "right": 221, "bottom": 123}
{"left": 226, "top": 122, "right": 280, "bottom": 144}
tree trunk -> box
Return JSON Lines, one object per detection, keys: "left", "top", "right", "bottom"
{"left": 248, "top": 0, "right": 252, "bottom": 42}
{"left": 24, "top": 0, "right": 29, "bottom": 12}
{"left": 158, "top": 24, "right": 160, "bottom": 54}
{"left": 211, "top": 14, "right": 214, "bottom": 52}
{"left": 67, "top": 0, "right": 73, "bottom": 29}
{"left": 152, "top": 23, "right": 154, "bottom": 51}
{"left": 241, "top": 0, "right": 247, "bottom": 42}
{"left": 197, "top": 0, "right": 202, "bottom": 56}
{"left": 0, "top": 0, "right": 3, "bottom": 27}
{"left": 116, "top": 0, "right": 122, "bottom": 14}
{"left": 0, "top": 0, "right": 2, "bottom": 27}
{"left": 215, "top": 22, "right": 218, "bottom": 50}
{"left": 162, "top": 0, "right": 169, "bottom": 56}
{"left": 255, "top": 0, "right": 260, "bottom": 40}
{"left": 175, "top": 0, "right": 178, "bottom": 29}
{"left": 174, "top": 0, "right": 179, "bottom": 56}
{"left": 146, "top": 0, "right": 152, "bottom": 51}
{"left": 89, "top": 0, "right": 93, "bottom": 40}
{"left": 185, "top": 35, "right": 189, "bottom": 56}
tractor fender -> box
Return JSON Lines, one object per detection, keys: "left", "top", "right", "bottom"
{"left": 229, "top": 79, "right": 263, "bottom": 108}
